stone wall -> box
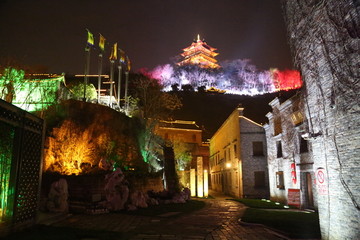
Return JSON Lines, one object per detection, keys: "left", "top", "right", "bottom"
{"left": 264, "top": 95, "right": 317, "bottom": 209}
{"left": 240, "top": 118, "right": 269, "bottom": 199}
{"left": 281, "top": 1, "right": 360, "bottom": 239}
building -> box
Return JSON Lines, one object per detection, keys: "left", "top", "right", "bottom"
{"left": 209, "top": 106, "right": 269, "bottom": 198}
{"left": 264, "top": 94, "right": 316, "bottom": 209}
{"left": 177, "top": 35, "right": 220, "bottom": 69}
{"left": 155, "top": 120, "right": 209, "bottom": 193}
{"left": 0, "top": 71, "right": 66, "bottom": 112}
{"left": 281, "top": 0, "right": 360, "bottom": 238}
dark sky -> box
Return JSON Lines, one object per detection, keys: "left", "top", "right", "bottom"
{"left": 0, "top": 0, "right": 293, "bottom": 74}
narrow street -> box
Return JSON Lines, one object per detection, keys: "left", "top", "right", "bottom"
{"left": 52, "top": 191, "right": 286, "bottom": 240}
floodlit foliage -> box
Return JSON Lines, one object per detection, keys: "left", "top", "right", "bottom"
{"left": 69, "top": 82, "right": 97, "bottom": 101}
{"left": 44, "top": 120, "right": 95, "bottom": 175}
{"left": 0, "top": 66, "right": 65, "bottom": 111}
{"left": 173, "top": 141, "right": 193, "bottom": 171}
{"left": 144, "top": 59, "right": 302, "bottom": 95}
{"left": 43, "top": 100, "right": 145, "bottom": 175}
{"left": 0, "top": 67, "right": 25, "bottom": 103}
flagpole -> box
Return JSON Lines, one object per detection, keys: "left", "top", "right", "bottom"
{"left": 117, "top": 65, "right": 122, "bottom": 109}
{"left": 97, "top": 53, "right": 103, "bottom": 103}
{"left": 83, "top": 47, "right": 91, "bottom": 101}
{"left": 124, "top": 71, "right": 129, "bottom": 114}
{"left": 109, "top": 60, "right": 114, "bottom": 107}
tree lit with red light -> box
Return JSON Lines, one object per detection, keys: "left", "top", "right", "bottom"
{"left": 143, "top": 36, "right": 302, "bottom": 95}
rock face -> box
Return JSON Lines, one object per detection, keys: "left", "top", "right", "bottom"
{"left": 104, "top": 169, "right": 129, "bottom": 211}
{"left": 102, "top": 168, "right": 192, "bottom": 211}
{"left": 47, "top": 178, "right": 69, "bottom": 213}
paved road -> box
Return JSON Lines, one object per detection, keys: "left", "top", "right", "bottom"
{"left": 52, "top": 192, "right": 286, "bottom": 240}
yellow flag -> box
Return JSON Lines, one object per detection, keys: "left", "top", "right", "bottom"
{"left": 109, "top": 43, "right": 117, "bottom": 60}
{"left": 86, "top": 29, "right": 94, "bottom": 46}
{"left": 99, "top": 34, "right": 105, "bottom": 52}
{"left": 126, "top": 55, "right": 131, "bottom": 71}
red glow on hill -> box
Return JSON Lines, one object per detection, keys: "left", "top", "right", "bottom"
{"left": 273, "top": 69, "right": 302, "bottom": 91}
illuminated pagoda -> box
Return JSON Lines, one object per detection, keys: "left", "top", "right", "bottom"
{"left": 177, "top": 34, "right": 220, "bottom": 69}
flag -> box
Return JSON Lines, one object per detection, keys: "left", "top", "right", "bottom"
{"left": 109, "top": 43, "right": 117, "bottom": 60}
{"left": 126, "top": 55, "right": 131, "bottom": 71}
{"left": 86, "top": 29, "right": 94, "bottom": 46}
{"left": 119, "top": 49, "right": 126, "bottom": 64}
{"left": 99, "top": 34, "right": 105, "bottom": 52}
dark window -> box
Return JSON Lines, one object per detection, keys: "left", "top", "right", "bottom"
{"left": 192, "top": 134, "right": 196, "bottom": 142}
{"left": 276, "top": 171, "right": 285, "bottom": 189}
{"left": 253, "top": 142, "right": 264, "bottom": 156}
{"left": 254, "top": 171, "right": 266, "bottom": 188}
{"left": 276, "top": 141, "right": 283, "bottom": 158}
{"left": 300, "top": 137, "right": 308, "bottom": 153}
{"left": 233, "top": 144, "right": 237, "bottom": 156}
{"left": 274, "top": 117, "right": 282, "bottom": 135}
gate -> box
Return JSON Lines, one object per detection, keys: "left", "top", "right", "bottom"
{"left": 0, "top": 99, "right": 44, "bottom": 233}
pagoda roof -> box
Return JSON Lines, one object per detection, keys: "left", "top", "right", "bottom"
{"left": 178, "top": 35, "right": 220, "bottom": 69}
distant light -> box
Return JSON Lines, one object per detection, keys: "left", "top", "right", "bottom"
{"left": 275, "top": 202, "right": 280, "bottom": 205}
{"left": 266, "top": 200, "right": 271, "bottom": 202}
{"left": 261, "top": 199, "right": 267, "bottom": 201}
{"left": 226, "top": 162, "right": 232, "bottom": 168}
{"left": 284, "top": 205, "right": 290, "bottom": 209}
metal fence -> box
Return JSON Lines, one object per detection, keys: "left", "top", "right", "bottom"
{"left": 0, "top": 99, "right": 44, "bottom": 233}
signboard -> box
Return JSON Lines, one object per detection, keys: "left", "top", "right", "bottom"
{"left": 316, "top": 168, "right": 328, "bottom": 195}
{"left": 288, "top": 189, "right": 301, "bottom": 208}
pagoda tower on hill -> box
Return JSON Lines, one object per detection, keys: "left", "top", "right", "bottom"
{"left": 177, "top": 35, "right": 220, "bottom": 69}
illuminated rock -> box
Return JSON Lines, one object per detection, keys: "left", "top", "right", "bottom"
{"left": 47, "top": 178, "right": 69, "bottom": 213}
{"left": 104, "top": 169, "right": 129, "bottom": 211}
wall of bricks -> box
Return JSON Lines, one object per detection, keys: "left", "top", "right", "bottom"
{"left": 281, "top": 0, "right": 360, "bottom": 238}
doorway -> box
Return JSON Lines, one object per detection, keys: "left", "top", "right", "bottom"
{"left": 305, "top": 172, "right": 314, "bottom": 209}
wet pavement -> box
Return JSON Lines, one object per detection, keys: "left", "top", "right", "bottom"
{"left": 50, "top": 191, "right": 287, "bottom": 240}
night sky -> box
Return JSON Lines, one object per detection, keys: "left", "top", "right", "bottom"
{"left": 0, "top": 0, "right": 293, "bottom": 74}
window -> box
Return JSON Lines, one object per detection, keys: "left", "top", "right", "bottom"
{"left": 192, "top": 134, "right": 196, "bottom": 142}
{"left": 233, "top": 144, "right": 237, "bottom": 156}
{"left": 254, "top": 171, "right": 266, "bottom": 188}
{"left": 300, "top": 137, "right": 308, "bottom": 153}
{"left": 276, "top": 141, "right": 283, "bottom": 158}
{"left": 274, "top": 116, "right": 282, "bottom": 135}
{"left": 276, "top": 171, "right": 285, "bottom": 189}
{"left": 253, "top": 142, "right": 264, "bottom": 156}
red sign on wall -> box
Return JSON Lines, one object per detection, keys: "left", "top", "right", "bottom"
{"left": 316, "top": 168, "right": 328, "bottom": 195}
{"left": 288, "top": 188, "right": 301, "bottom": 208}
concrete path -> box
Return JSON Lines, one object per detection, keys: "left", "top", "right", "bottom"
{"left": 52, "top": 192, "right": 286, "bottom": 240}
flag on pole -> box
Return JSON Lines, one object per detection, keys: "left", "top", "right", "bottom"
{"left": 109, "top": 43, "right": 117, "bottom": 60}
{"left": 126, "top": 55, "right": 131, "bottom": 71}
{"left": 119, "top": 49, "right": 126, "bottom": 64}
{"left": 86, "top": 29, "right": 94, "bottom": 46}
{"left": 99, "top": 34, "right": 105, "bottom": 52}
